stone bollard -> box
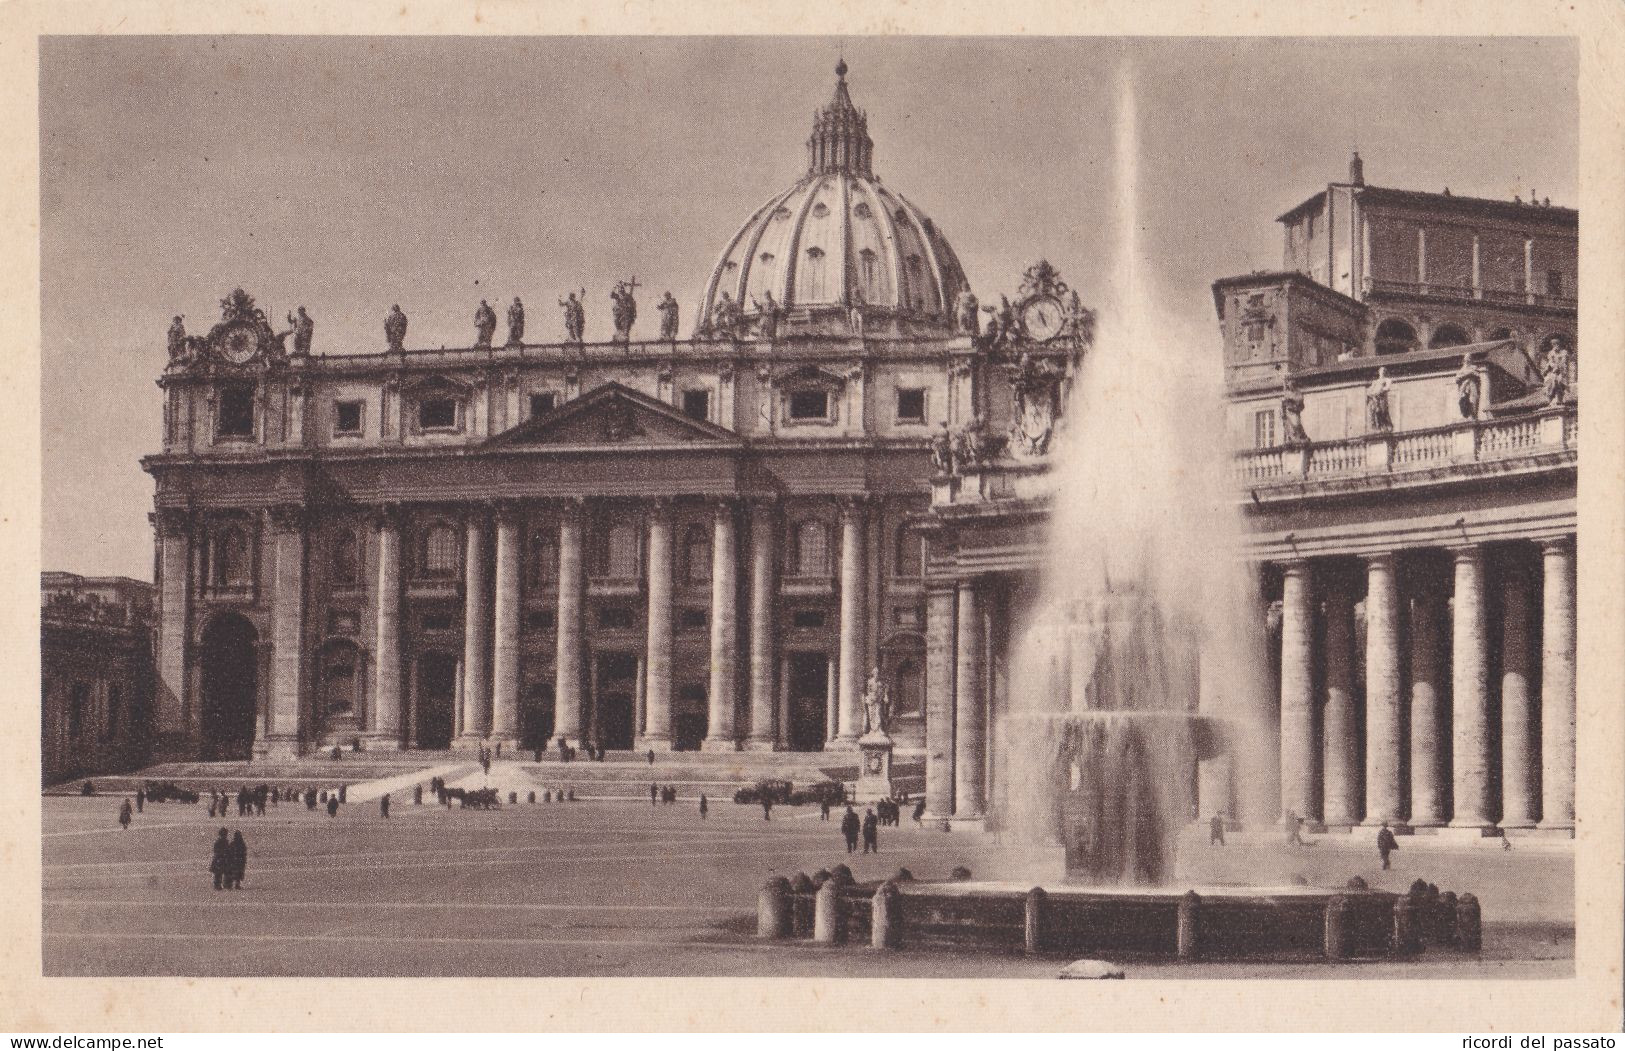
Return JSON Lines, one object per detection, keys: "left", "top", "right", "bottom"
{"left": 871, "top": 881, "right": 901, "bottom": 950}
{"left": 758, "top": 877, "right": 792, "bottom": 939}
{"left": 790, "top": 872, "right": 816, "bottom": 936}
{"left": 894, "top": 867, "right": 915, "bottom": 883}
{"left": 1346, "top": 876, "right": 1368, "bottom": 890}
{"left": 528, "top": 791, "right": 535, "bottom": 804}
{"left": 951, "top": 866, "right": 973, "bottom": 881}
{"left": 1024, "top": 887, "right": 1047, "bottom": 955}
{"left": 339, "top": 785, "right": 347, "bottom": 804}
{"left": 812, "top": 868, "right": 832, "bottom": 887}
{"left": 413, "top": 784, "right": 423, "bottom": 806}
{"left": 1177, "top": 890, "right": 1202, "bottom": 961}
{"left": 1391, "top": 893, "right": 1420, "bottom": 956}
{"left": 830, "top": 863, "right": 854, "bottom": 885}
{"left": 508, "top": 791, "right": 518, "bottom": 805}
{"left": 1455, "top": 893, "right": 1482, "bottom": 953}
{"left": 1323, "top": 894, "right": 1351, "bottom": 961}
{"left": 813, "top": 878, "right": 846, "bottom": 944}
{"left": 1436, "top": 891, "right": 1459, "bottom": 948}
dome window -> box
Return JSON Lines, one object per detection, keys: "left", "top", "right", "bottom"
{"left": 859, "top": 249, "right": 878, "bottom": 294}
{"left": 804, "top": 246, "right": 828, "bottom": 300}
{"left": 772, "top": 206, "right": 792, "bottom": 221}
{"left": 811, "top": 201, "right": 830, "bottom": 218}
{"left": 854, "top": 202, "right": 873, "bottom": 219}
{"left": 894, "top": 207, "right": 909, "bottom": 224}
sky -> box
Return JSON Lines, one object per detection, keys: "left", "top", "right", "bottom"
{"left": 40, "top": 35, "right": 1578, "bottom": 581}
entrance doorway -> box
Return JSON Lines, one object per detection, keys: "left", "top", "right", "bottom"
{"left": 199, "top": 613, "right": 258, "bottom": 760}
{"left": 521, "top": 681, "right": 555, "bottom": 752}
{"left": 593, "top": 653, "right": 637, "bottom": 750}
{"left": 787, "top": 652, "right": 830, "bottom": 752}
{"left": 415, "top": 652, "right": 457, "bottom": 749}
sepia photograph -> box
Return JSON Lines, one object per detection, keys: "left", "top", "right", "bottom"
{"left": 10, "top": 5, "right": 1625, "bottom": 1035}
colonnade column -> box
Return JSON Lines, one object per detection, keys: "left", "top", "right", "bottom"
{"left": 1500, "top": 563, "right": 1538, "bottom": 828}
{"left": 1449, "top": 545, "right": 1493, "bottom": 829}
{"left": 457, "top": 511, "right": 492, "bottom": 748}
{"left": 744, "top": 501, "right": 778, "bottom": 750}
{"left": 1539, "top": 537, "right": 1576, "bottom": 830}
{"left": 953, "top": 578, "right": 985, "bottom": 820}
{"left": 264, "top": 504, "right": 307, "bottom": 758}
{"left": 833, "top": 499, "right": 867, "bottom": 746}
{"left": 639, "top": 500, "right": 673, "bottom": 750}
{"left": 1363, "top": 553, "right": 1405, "bottom": 826}
{"left": 370, "top": 506, "right": 404, "bottom": 748}
{"left": 489, "top": 505, "right": 521, "bottom": 748}
{"left": 704, "top": 500, "right": 740, "bottom": 751}
{"left": 1196, "top": 648, "right": 1234, "bottom": 823}
{"left": 152, "top": 509, "right": 192, "bottom": 752}
{"left": 1321, "top": 579, "right": 1360, "bottom": 827}
{"left": 924, "top": 585, "right": 957, "bottom": 819}
{"left": 1408, "top": 590, "right": 1448, "bottom": 827}
{"left": 554, "top": 500, "right": 586, "bottom": 747}
{"left": 1279, "top": 560, "right": 1318, "bottom": 824}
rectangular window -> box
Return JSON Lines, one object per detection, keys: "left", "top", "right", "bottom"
{"left": 682, "top": 389, "right": 711, "bottom": 421}
{"left": 1253, "top": 409, "right": 1277, "bottom": 450}
{"left": 895, "top": 387, "right": 926, "bottom": 424}
{"left": 788, "top": 389, "right": 831, "bottom": 421}
{"left": 334, "top": 400, "right": 364, "bottom": 436}
{"left": 791, "top": 609, "right": 827, "bottom": 629}
{"left": 524, "top": 609, "right": 555, "bottom": 632}
{"left": 1547, "top": 269, "right": 1564, "bottom": 296}
{"left": 529, "top": 391, "right": 557, "bottom": 418}
{"left": 217, "top": 385, "right": 255, "bottom": 438}
{"left": 597, "top": 606, "right": 635, "bottom": 630}
{"left": 678, "top": 608, "right": 709, "bottom": 630}
{"left": 420, "top": 611, "right": 455, "bottom": 632}
{"left": 419, "top": 398, "right": 457, "bottom": 430}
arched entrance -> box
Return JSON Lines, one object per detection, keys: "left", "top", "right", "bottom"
{"left": 415, "top": 652, "right": 457, "bottom": 750}
{"left": 199, "top": 613, "right": 258, "bottom": 760}
{"left": 521, "top": 681, "right": 555, "bottom": 753}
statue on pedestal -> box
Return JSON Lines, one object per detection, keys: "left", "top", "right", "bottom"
{"left": 753, "top": 289, "right": 784, "bottom": 341}
{"left": 980, "top": 295, "right": 1015, "bottom": 351}
{"left": 1280, "top": 376, "right": 1310, "bottom": 445}
{"left": 473, "top": 299, "right": 498, "bottom": 348}
{"left": 1006, "top": 352, "right": 1067, "bottom": 457}
{"left": 1541, "top": 338, "right": 1570, "bottom": 405}
{"left": 954, "top": 290, "right": 980, "bottom": 336}
{"left": 558, "top": 290, "right": 586, "bottom": 343}
{"left": 930, "top": 422, "right": 955, "bottom": 475}
{"left": 656, "top": 292, "right": 680, "bottom": 341}
{"left": 1455, "top": 355, "right": 1481, "bottom": 419}
{"left": 167, "top": 316, "right": 189, "bottom": 364}
{"left": 287, "top": 307, "right": 314, "bottom": 357}
{"left": 862, "top": 666, "right": 889, "bottom": 736}
{"left": 1365, "top": 366, "right": 1393, "bottom": 432}
{"left": 384, "top": 305, "right": 408, "bottom": 352}
{"left": 708, "top": 292, "right": 745, "bottom": 341}
{"left": 506, "top": 297, "right": 525, "bottom": 346}
{"left": 610, "top": 279, "right": 639, "bottom": 342}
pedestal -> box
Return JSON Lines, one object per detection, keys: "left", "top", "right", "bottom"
{"left": 855, "top": 730, "right": 895, "bottom": 802}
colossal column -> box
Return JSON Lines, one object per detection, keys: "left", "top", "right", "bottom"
{"left": 1321, "top": 579, "right": 1360, "bottom": 827}
{"left": 1363, "top": 553, "right": 1405, "bottom": 826}
{"left": 1195, "top": 648, "right": 1234, "bottom": 823}
{"left": 925, "top": 585, "right": 957, "bottom": 818}
{"left": 554, "top": 500, "right": 586, "bottom": 747}
{"left": 1539, "top": 537, "right": 1576, "bottom": 831}
{"left": 744, "top": 501, "right": 778, "bottom": 750}
{"left": 1408, "top": 590, "right": 1448, "bottom": 827}
{"left": 639, "top": 500, "right": 674, "bottom": 750}
{"left": 489, "top": 505, "right": 522, "bottom": 748}
{"left": 833, "top": 499, "right": 867, "bottom": 746}
{"left": 953, "top": 578, "right": 985, "bottom": 820}
{"left": 1449, "top": 545, "right": 1493, "bottom": 829}
{"left": 1500, "top": 559, "right": 1538, "bottom": 828}
{"left": 705, "top": 500, "right": 740, "bottom": 750}
{"left": 458, "top": 510, "right": 492, "bottom": 747}
{"left": 370, "top": 505, "right": 404, "bottom": 748}
{"left": 264, "top": 504, "right": 308, "bottom": 758}
{"left": 1279, "top": 560, "right": 1319, "bottom": 824}
{"left": 152, "top": 509, "right": 192, "bottom": 753}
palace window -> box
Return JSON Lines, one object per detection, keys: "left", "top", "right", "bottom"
{"left": 788, "top": 389, "right": 831, "bottom": 422}
{"left": 895, "top": 387, "right": 926, "bottom": 424}
{"left": 421, "top": 523, "right": 459, "bottom": 577}
{"left": 684, "top": 526, "right": 712, "bottom": 584}
{"left": 529, "top": 391, "right": 557, "bottom": 418}
{"left": 893, "top": 524, "right": 924, "bottom": 578}
{"left": 418, "top": 397, "right": 457, "bottom": 431}
{"left": 217, "top": 384, "right": 255, "bottom": 439}
{"left": 682, "top": 389, "right": 711, "bottom": 422}
{"left": 332, "top": 530, "right": 360, "bottom": 587}
{"left": 212, "top": 527, "right": 252, "bottom": 587}
{"left": 334, "top": 400, "right": 364, "bottom": 436}
{"left": 794, "top": 521, "right": 830, "bottom": 577}
{"left": 1253, "top": 409, "right": 1277, "bottom": 450}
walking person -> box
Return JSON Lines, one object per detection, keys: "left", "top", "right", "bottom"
{"left": 1377, "top": 822, "right": 1399, "bottom": 870}
{"left": 647, "top": 749, "right": 655, "bottom": 766}
{"left": 135, "top": 787, "right": 145, "bottom": 813}
{"left": 912, "top": 797, "right": 926, "bottom": 824}
{"left": 862, "top": 808, "right": 879, "bottom": 854}
{"left": 699, "top": 793, "right": 708, "bottom": 820}
{"left": 651, "top": 782, "right": 659, "bottom": 807}
{"left": 327, "top": 795, "right": 339, "bottom": 818}
{"left": 380, "top": 793, "right": 391, "bottom": 819}
{"left": 209, "top": 828, "right": 230, "bottom": 890}
{"left": 820, "top": 799, "right": 831, "bottom": 822}
{"left": 1284, "top": 809, "right": 1304, "bottom": 847}
{"left": 228, "top": 830, "right": 247, "bottom": 890}
{"left": 118, "top": 798, "right": 132, "bottom": 830}
{"left": 760, "top": 795, "right": 773, "bottom": 822}
{"left": 1209, "top": 814, "right": 1226, "bottom": 846}
{"left": 841, "top": 805, "right": 860, "bottom": 853}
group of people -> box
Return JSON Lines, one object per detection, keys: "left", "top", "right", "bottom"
{"left": 206, "top": 785, "right": 276, "bottom": 818}
{"left": 838, "top": 805, "right": 883, "bottom": 854}
{"left": 649, "top": 783, "right": 684, "bottom": 806}
{"left": 555, "top": 738, "right": 607, "bottom": 763}
{"left": 208, "top": 828, "right": 249, "bottom": 890}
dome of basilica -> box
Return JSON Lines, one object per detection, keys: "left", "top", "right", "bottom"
{"left": 695, "top": 61, "right": 971, "bottom": 340}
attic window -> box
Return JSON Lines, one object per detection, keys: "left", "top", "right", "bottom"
{"left": 419, "top": 397, "right": 457, "bottom": 430}
{"left": 334, "top": 400, "right": 363, "bottom": 436}
{"left": 682, "top": 389, "right": 711, "bottom": 422}
{"left": 530, "top": 391, "right": 557, "bottom": 418}
{"left": 217, "top": 384, "right": 255, "bottom": 439}
{"left": 789, "top": 389, "right": 831, "bottom": 421}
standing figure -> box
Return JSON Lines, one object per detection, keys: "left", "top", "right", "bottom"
{"left": 1280, "top": 377, "right": 1310, "bottom": 445}
{"left": 862, "top": 666, "right": 888, "bottom": 734}
{"left": 288, "top": 307, "right": 314, "bottom": 356}
{"left": 167, "top": 316, "right": 189, "bottom": 364}
{"left": 656, "top": 292, "right": 680, "bottom": 340}
{"left": 841, "top": 805, "right": 861, "bottom": 853}
{"left": 610, "top": 280, "right": 639, "bottom": 341}
{"left": 384, "top": 304, "right": 408, "bottom": 352}
{"left": 930, "top": 422, "right": 955, "bottom": 475}
{"left": 1365, "top": 366, "right": 1393, "bottom": 432}
{"left": 709, "top": 292, "right": 742, "bottom": 340}
{"left": 506, "top": 297, "right": 525, "bottom": 346}
{"left": 118, "top": 798, "right": 132, "bottom": 830}
{"left": 1455, "top": 355, "right": 1481, "bottom": 419}
{"left": 954, "top": 289, "right": 980, "bottom": 336}
{"left": 380, "top": 793, "right": 390, "bottom": 819}
{"left": 559, "top": 290, "right": 586, "bottom": 343}
{"left": 1377, "top": 822, "right": 1399, "bottom": 870}
{"left": 228, "top": 830, "right": 247, "bottom": 889}
{"left": 1541, "top": 337, "right": 1571, "bottom": 405}
{"left": 753, "top": 290, "right": 783, "bottom": 341}
{"left": 1062, "top": 289, "right": 1095, "bottom": 345}
{"left": 1209, "top": 814, "right": 1225, "bottom": 847}
{"left": 209, "top": 828, "right": 230, "bottom": 890}
{"left": 135, "top": 787, "right": 145, "bottom": 813}
{"left": 862, "top": 809, "right": 879, "bottom": 854}
{"left": 473, "top": 299, "right": 498, "bottom": 348}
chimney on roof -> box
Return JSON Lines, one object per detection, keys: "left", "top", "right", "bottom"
{"left": 1348, "top": 151, "right": 1365, "bottom": 186}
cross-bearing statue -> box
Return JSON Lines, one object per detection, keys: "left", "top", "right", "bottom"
{"left": 474, "top": 299, "right": 498, "bottom": 348}
{"left": 507, "top": 297, "right": 525, "bottom": 346}
{"left": 1365, "top": 366, "right": 1393, "bottom": 432}
{"left": 384, "top": 305, "right": 408, "bottom": 352}
{"left": 656, "top": 292, "right": 680, "bottom": 341}
{"left": 559, "top": 290, "right": 586, "bottom": 343}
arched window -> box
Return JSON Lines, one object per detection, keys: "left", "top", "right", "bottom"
{"left": 804, "top": 247, "right": 827, "bottom": 300}
{"left": 1487, "top": 327, "right": 1514, "bottom": 343}
{"left": 853, "top": 202, "right": 872, "bottom": 220}
{"left": 213, "top": 527, "right": 251, "bottom": 587}
{"left": 332, "top": 530, "right": 360, "bottom": 587}
{"left": 1375, "top": 318, "right": 1418, "bottom": 356}
{"left": 320, "top": 641, "right": 359, "bottom": 716}
{"left": 795, "top": 521, "right": 829, "bottom": 577}
{"left": 1429, "top": 323, "right": 1471, "bottom": 349}
{"left": 528, "top": 528, "right": 557, "bottom": 587}
{"left": 859, "top": 248, "right": 879, "bottom": 298}
{"left": 891, "top": 657, "right": 924, "bottom": 717}
{"left": 605, "top": 523, "right": 639, "bottom": 579}
{"left": 684, "top": 525, "right": 712, "bottom": 585}
{"left": 421, "top": 523, "right": 458, "bottom": 578}
{"left": 893, "top": 525, "right": 923, "bottom": 578}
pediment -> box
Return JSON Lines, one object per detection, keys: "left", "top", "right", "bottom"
{"left": 778, "top": 364, "right": 848, "bottom": 389}
{"left": 484, "top": 382, "right": 740, "bottom": 448}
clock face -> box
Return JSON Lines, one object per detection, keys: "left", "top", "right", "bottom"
{"left": 1022, "top": 295, "right": 1065, "bottom": 342}
{"left": 219, "top": 323, "right": 259, "bottom": 365}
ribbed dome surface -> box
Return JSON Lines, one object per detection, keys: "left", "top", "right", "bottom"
{"left": 695, "top": 62, "right": 969, "bottom": 339}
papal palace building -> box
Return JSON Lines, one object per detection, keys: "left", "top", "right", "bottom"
{"left": 145, "top": 67, "right": 1578, "bottom": 834}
